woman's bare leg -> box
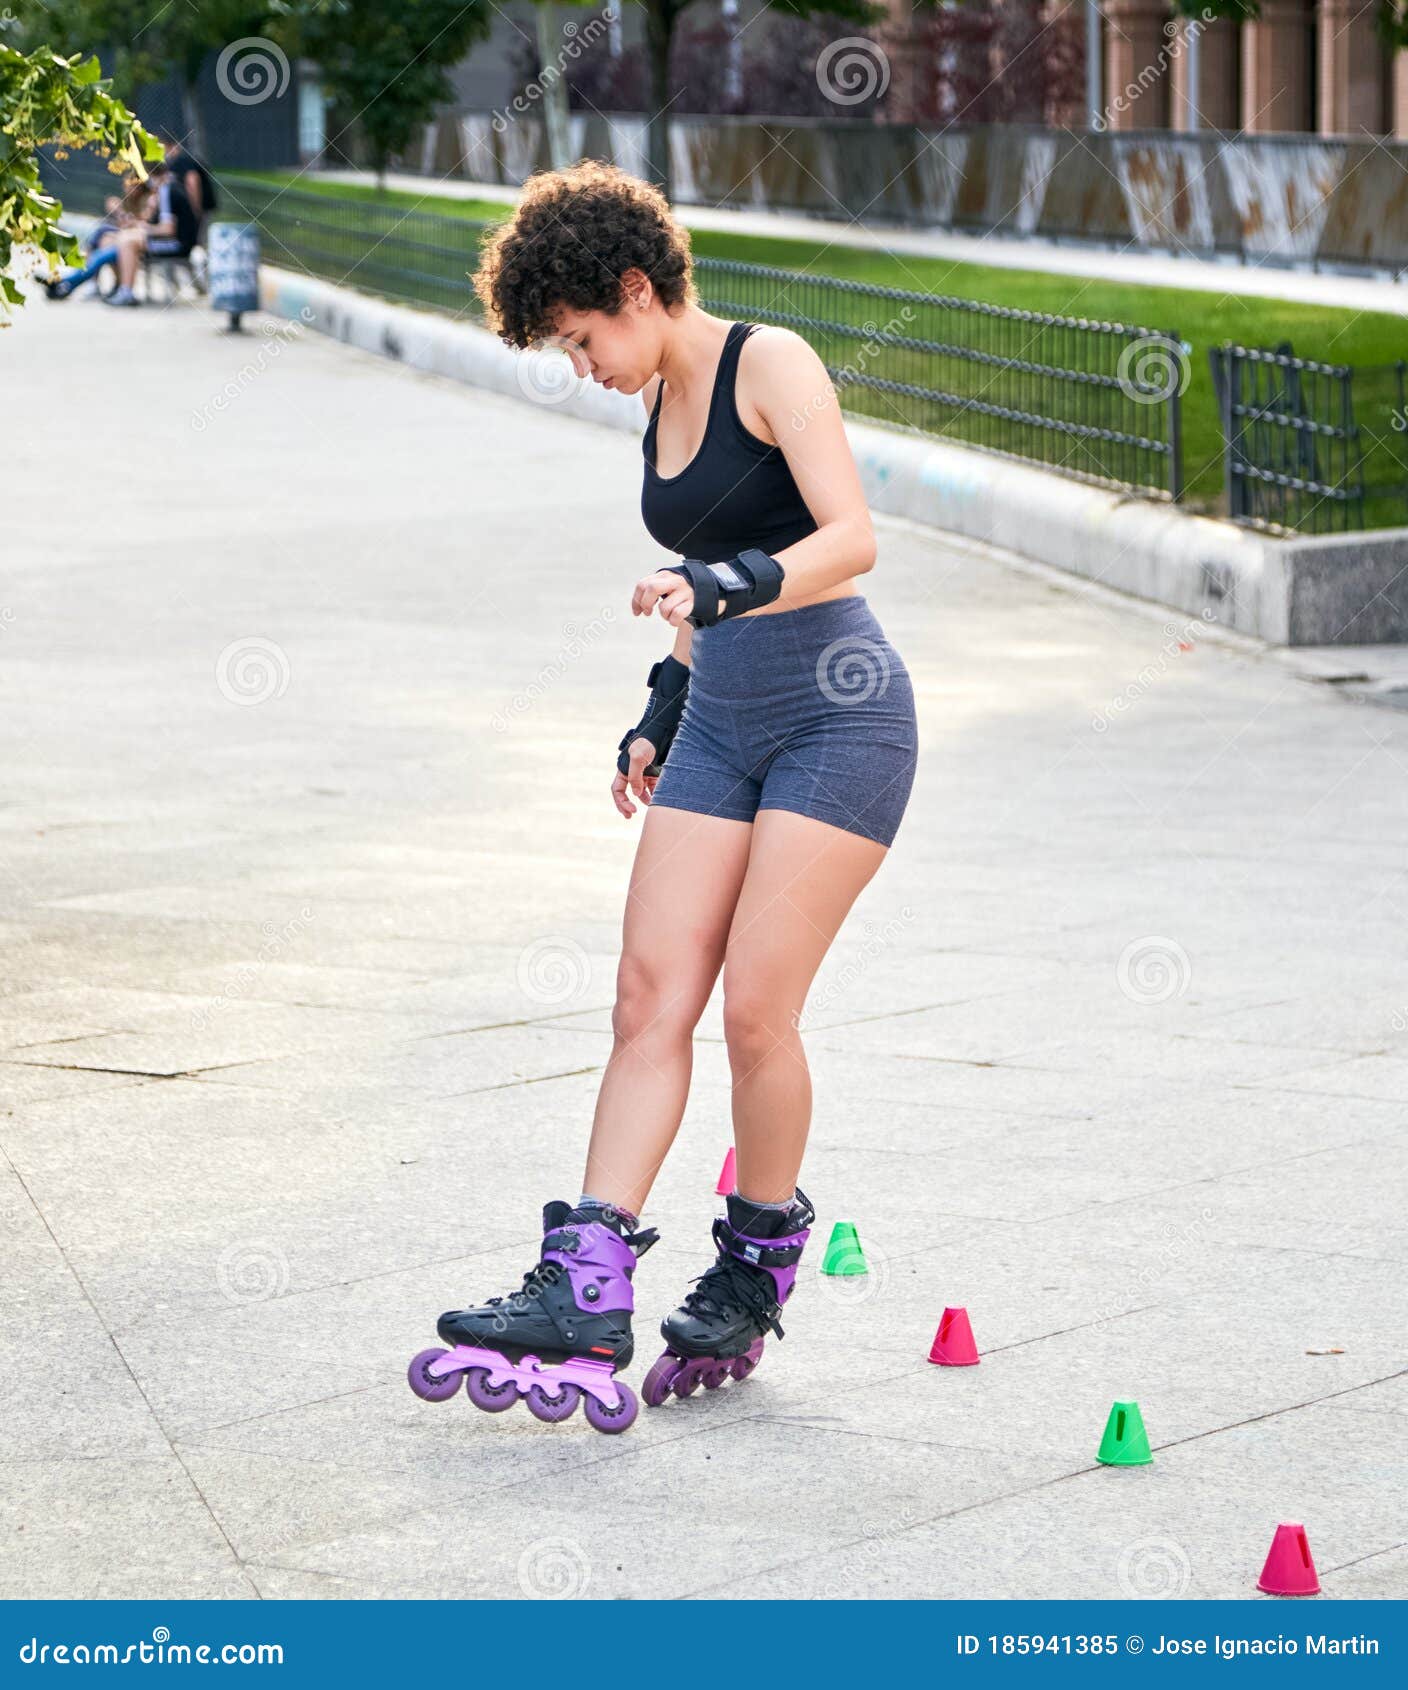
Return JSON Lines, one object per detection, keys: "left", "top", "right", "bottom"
{"left": 581, "top": 805, "right": 752, "bottom": 1215}
{"left": 722, "top": 810, "right": 889, "bottom": 1202}
{"left": 117, "top": 228, "right": 143, "bottom": 289}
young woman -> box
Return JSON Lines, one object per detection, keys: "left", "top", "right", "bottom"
{"left": 408, "top": 161, "right": 918, "bottom": 1433}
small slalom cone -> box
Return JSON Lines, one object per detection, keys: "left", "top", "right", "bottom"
{"left": 928, "top": 1306, "right": 979, "bottom": 1366}
{"left": 821, "top": 1220, "right": 866, "bottom": 1276}
{"left": 1257, "top": 1523, "right": 1320, "bottom": 1596}
{"left": 714, "top": 1147, "right": 736, "bottom": 1196}
{"left": 1096, "top": 1399, "right": 1153, "bottom": 1465}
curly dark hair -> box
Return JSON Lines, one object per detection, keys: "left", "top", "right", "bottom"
{"left": 473, "top": 159, "right": 695, "bottom": 348}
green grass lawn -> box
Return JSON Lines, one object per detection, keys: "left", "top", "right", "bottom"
{"left": 239, "top": 171, "right": 1408, "bottom": 514}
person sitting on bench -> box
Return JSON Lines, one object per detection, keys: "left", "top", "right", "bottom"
{"left": 46, "top": 161, "right": 199, "bottom": 306}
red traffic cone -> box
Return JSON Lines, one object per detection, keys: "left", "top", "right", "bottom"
{"left": 714, "top": 1147, "right": 736, "bottom": 1196}
{"left": 928, "top": 1306, "right": 979, "bottom": 1366}
{"left": 1257, "top": 1523, "right": 1320, "bottom": 1596}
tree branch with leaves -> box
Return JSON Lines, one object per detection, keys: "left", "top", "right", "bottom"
{"left": 0, "top": 41, "right": 162, "bottom": 316}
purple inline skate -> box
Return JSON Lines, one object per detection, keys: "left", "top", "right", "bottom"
{"left": 642, "top": 1188, "right": 814, "bottom": 1406}
{"left": 408, "top": 1201, "right": 658, "bottom": 1433}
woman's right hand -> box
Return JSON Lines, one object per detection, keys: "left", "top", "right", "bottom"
{"left": 611, "top": 736, "right": 659, "bottom": 819}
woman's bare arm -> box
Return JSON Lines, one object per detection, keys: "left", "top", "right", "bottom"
{"left": 740, "top": 328, "right": 876, "bottom": 600}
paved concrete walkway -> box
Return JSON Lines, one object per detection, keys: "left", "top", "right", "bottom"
{"left": 303, "top": 167, "right": 1408, "bottom": 317}
{"left": 2, "top": 287, "right": 1405, "bottom": 1602}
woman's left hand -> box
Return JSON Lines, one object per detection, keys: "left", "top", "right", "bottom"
{"left": 632, "top": 569, "right": 694, "bottom": 627}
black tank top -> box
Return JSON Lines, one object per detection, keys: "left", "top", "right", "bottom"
{"left": 641, "top": 321, "right": 818, "bottom": 565}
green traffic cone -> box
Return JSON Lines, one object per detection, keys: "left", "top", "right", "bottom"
{"left": 821, "top": 1220, "right": 867, "bottom": 1276}
{"left": 1097, "top": 1399, "right": 1153, "bottom": 1466}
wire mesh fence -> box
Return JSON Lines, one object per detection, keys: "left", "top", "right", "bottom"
{"left": 1209, "top": 344, "right": 1408, "bottom": 536}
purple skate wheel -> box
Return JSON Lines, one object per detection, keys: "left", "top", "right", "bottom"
{"left": 731, "top": 1341, "right": 764, "bottom": 1383}
{"left": 407, "top": 1347, "right": 462, "bottom": 1403}
{"left": 582, "top": 1382, "right": 638, "bottom": 1434}
{"left": 525, "top": 1382, "right": 580, "bottom": 1423}
{"left": 672, "top": 1363, "right": 701, "bottom": 1400}
{"left": 642, "top": 1353, "right": 682, "bottom": 1409}
{"left": 464, "top": 1365, "right": 519, "bottom": 1413}
{"left": 702, "top": 1362, "right": 731, "bottom": 1390}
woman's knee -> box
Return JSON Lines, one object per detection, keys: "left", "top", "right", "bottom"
{"left": 721, "top": 984, "right": 798, "bottom": 1062}
{"left": 612, "top": 952, "right": 706, "bottom": 1046}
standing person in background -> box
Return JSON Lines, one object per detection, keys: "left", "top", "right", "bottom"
{"left": 158, "top": 129, "right": 218, "bottom": 232}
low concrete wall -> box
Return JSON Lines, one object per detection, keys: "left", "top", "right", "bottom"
{"left": 418, "top": 114, "right": 1408, "bottom": 274}
{"left": 260, "top": 266, "right": 1408, "bottom": 647}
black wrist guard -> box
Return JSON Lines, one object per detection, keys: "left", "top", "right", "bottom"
{"left": 617, "top": 653, "right": 691, "bottom": 777}
{"left": 664, "top": 547, "right": 785, "bottom": 628}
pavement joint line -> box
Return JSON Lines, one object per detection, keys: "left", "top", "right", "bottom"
{"left": 0, "top": 1137, "right": 260, "bottom": 1597}
{"left": 440, "top": 1065, "right": 607, "bottom": 1097}
{"left": 1230, "top": 1081, "right": 1408, "bottom": 1105}
{"left": 687, "top": 1371, "right": 1408, "bottom": 1599}
{"left": 1147, "top": 1366, "right": 1408, "bottom": 1457}
{"left": 410, "top": 1010, "right": 616, "bottom": 1040}
{"left": 185, "top": 1407, "right": 782, "bottom": 1571}
{"left": 1319, "top": 1538, "right": 1408, "bottom": 1579}
{"left": 6, "top": 1061, "right": 208, "bottom": 1080}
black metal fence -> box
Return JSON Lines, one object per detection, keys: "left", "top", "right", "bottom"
{"left": 1209, "top": 344, "right": 1408, "bottom": 536}
{"left": 207, "top": 174, "right": 1184, "bottom": 501}
{"left": 697, "top": 265, "right": 1185, "bottom": 500}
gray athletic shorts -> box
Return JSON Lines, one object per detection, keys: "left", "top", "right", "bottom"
{"left": 649, "top": 595, "right": 918, "bottom": 848}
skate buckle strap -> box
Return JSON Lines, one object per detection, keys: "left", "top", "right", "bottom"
{"left": 716, "top": 1217, "right": 806, "bottom": 1270}
{"left": 545, "top": 1222, "right": 659, "bottom": 1257}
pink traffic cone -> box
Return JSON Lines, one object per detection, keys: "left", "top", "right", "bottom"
{"left": 714, "top": 1147, "right": 736, "bottom": 1196}
{"left": 928, "top": 1306, "right": 980, "bottom": 1366}
{"left": 1257, "top": 1523, "right": 1320, "bottom": 1596}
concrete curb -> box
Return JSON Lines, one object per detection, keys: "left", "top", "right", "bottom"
{"left": 259, "top": 265, "right": 1408, "bottom": 647}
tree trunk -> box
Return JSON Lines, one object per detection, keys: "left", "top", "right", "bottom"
{"left": 535, "top": 3, "right": 572, "bottom": 169}
{"left": 645, "top": 0, "right": 675, "bottom": 200}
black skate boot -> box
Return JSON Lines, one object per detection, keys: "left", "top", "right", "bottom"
{"left": 408, "top": 1201, "right": 658, "bottom": 1433}
{"left": 641, "top": 1187, "right": 815, "bottom": 1406}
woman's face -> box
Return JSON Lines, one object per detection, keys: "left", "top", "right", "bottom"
{"left": 550, "top": 289, "right": 658, "bottom": 395}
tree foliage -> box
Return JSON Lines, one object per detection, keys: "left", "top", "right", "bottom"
{"left": 270, "top": 0, "right": 493, "bottom": 182}
{"left": 0, "top": 40, "right": 161, "bottom": 315}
